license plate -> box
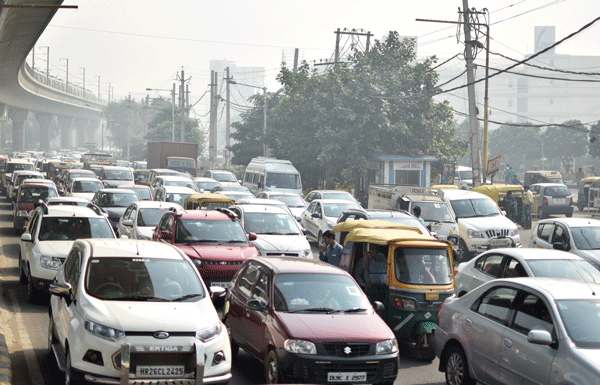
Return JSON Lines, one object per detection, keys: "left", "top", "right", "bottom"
{"left": 426, "top": 292, "right": 439, "bottom": 301}
{"left": 490, "top": 239, "right": 510, "bottom": 247}
{"left": 136, "top": 365, "right": 184, "bottom": 378}
{"left": 211, "top": 281, "right": 230, "bottom": 288}
{"left": 328, "top": 372, "right": 367, "bottom": 382}
{"left": 554, "top": 198, "right": 565, "bottom": 204}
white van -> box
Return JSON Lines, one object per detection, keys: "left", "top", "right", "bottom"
{"left": 243, "top": 157, "right": 303, "bottom": 196}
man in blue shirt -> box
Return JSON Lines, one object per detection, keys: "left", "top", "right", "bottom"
{"left": 319, "top": 230, "right": 343, "bottom": 266}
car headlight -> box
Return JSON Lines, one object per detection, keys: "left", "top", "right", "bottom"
{"left": 284, "top": 339, "right": 317, "bottom": 355}
{"left": 40, "top": 255, "right": 62, "bottom": 270}
{"left": 302, "top": 249, "right": 311, "bottom": 258}
{"left": 85, "top": 320, "right": 125, "bottom": 341}
{"left": 467, "top": 229, "right": 484, "bottom": 238}
{"left": 376, "top": 339, "right": 399, "bottom": 355}
{"left": 193, "top": 259, "right": 202, "bottom": 267}
{"left": 509, "top": 228, "right": 519, "bottom": 236}
{"left": 196, "top": 323, "right": 222, "bottom": 342}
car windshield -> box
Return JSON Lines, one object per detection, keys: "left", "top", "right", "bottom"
{"left": 394, "top": 248, "right": 452, "bottom": 285}
{"left": 17, "top": 174, "right": 41, "bottom": 184}
{"left": 265, "top": 173, "right": 301, "bottom": 189}
{"left": 166, "top": 180, "right": 196, "bottom": 189}
{"left": 220, "top": 186, "right": 249, "bottom": 192}
{"left": 273, "top": 273, "right": 370, "bottom": 312}
{"left": 166, "top": 193, "right": 192, "bottom": 207}
{"left": 459, "top": 170, "right": 472, "bottom": 180}
{"left": 195, "top": 181, "right": 220, "bottom": 191}
{"left": 71, "top": 173, "right": 96, "bottom": 179}
{"left": 47, "top": 200, "right": 89, "bottom": 207}
{"left": 556, "top": 299, "right": 600, "bottom": 348}
{"left": 20, "top": 187, "right": 57, "bottom": 202}
{"left": 131, "top": 188, "right": 152, "bottom": 201}
{"left": 7, "top": 163, "right": 34, "bottom": 172}
{"left": 271, "top": 194, "right": 305, "bottom": 207}
{"left": 324, "top": 202, "right": 362, "bottom": 218}
{"left": 243, "top": 212, "right": 300, "bottom": 235}
{"left": 571, "top": 227, "right": 600, "bottom": 250}
{"left": 222, "top": 192, "right": 254, "bottom": 200}
{"left": 86, "top": 257, "right": 204, "bottom": 301}
{"left": 175, "top": 219, "right": 248, "bottom": 244}
{"left": 137, "top": 208, "right": 172, "bottom": 227}
{"left": 104, "top": 170, "right": 133, "bottom": 180}
{"left": 322, "top": 192, "right": 355, "bottom": 201}
{"left": 135, "top": 173, "right": 149, "bottom": 182}
{"left": 136, "top": 162, "right": 147, "bottom": 169}
{"left": 528, "top": 260, "right": 600, "bottom": 283}
{"left": 411, "top": 202, "right": 454, "bottom": 223}
{"left": 98, "top": 192, "right": 139, "bottom": 207}
{"left": 39, "top": 217, "right": 114, "bottom": 240}
{"left": 213, "top": 173, "right": 237, "bottom": 182}
{"left": 543, "top": 185, "right": 570, "bottom": 197}
{"left": 169, "top": 159, "right": 195, "bottom": 168}
{"left": 73, "top": 180, "right": 103, "bottom": 193}
{"left": 450, "top": 198, "right": 500, "bottom": 218}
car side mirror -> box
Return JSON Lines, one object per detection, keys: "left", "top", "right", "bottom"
{"left": 373, "top": 301, "right": 385, "bottom": 316}
{"left": 20, "top": 233, "right": 32, "bottom": 242}
{"left": 311, "top": 212, "right": 321, "bottom": 219}
{"left": 122, "top": 219, "right": 133, "bottom": 227}
{"left": 49, "top": 282, "right": 73, "bottom": 304}
{"left": 159, "top": 230, "right": 171, "bottom": 240}
{"left": 501, "top": 210, "right": 507, "bottom": 216}
{"left": 246, "top": 298, "right": 267, "bottom": 311}
{"left": 257, "top": 182, "right": 263, "bottom": 189}
{"left": 209, "top": 286, "right": 227, "bottom": 300}
{"left": 527, "top": 330, "right": 554, "bottom": 346}
{"left": 248, "top": 232, "right": 257, "bottom": 241}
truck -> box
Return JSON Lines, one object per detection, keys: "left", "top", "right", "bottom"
{"left": 146, "top": 141, "right": 198, "bottom": 176}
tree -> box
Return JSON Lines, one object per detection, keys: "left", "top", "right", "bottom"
{"left": 488, "top": 123, "right": 542, "bottom": 167}
{"left": 229, "top": 93, "right": 270, "bottom": 166}
{"left": 588, "top": 121, "right": 600, "bottom": 158}
{"left": 542, "top": 120, "right": 588, "bottom": 166}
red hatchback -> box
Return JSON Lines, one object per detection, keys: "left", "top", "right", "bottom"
{"left": 224, "top": 257, "right": 399, "bottom": 385}
{"left": 152, "top": 207, "right": 257, "bottom": 288}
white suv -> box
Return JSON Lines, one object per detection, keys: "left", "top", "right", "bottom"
{"left": 19, "top": 203, "right": 115, "bottom": 303}
{"left": 441, "top": 189, "right": 521, "bottom": 261}
{"left": 48, "top": 239, "right": 232, "bottom": 385}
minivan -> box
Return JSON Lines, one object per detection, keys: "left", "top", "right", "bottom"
{"left": 243, "top": 157, "right": 302, "bottom": 196}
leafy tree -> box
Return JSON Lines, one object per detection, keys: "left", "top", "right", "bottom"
{"left": 588, "top": 121, "right": 600, "bottom": 158}
{"left": 488, "top": 123, "right": 542, "bottom": 167}
{"left": 229, "top": 93, "right": 271, "bottom": 166}
{"left": 542, "top": 120, "right": 588, "bottom": 165}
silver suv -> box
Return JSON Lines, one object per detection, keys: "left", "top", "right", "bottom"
{"left": 530, "top": 183, "right": 574, "bottom": 219}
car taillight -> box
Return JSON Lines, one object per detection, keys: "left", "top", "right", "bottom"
{"left": 570, "top": 197, "right": 573, "bottom": 205}
{"left": 543, "top": 197, "right": 548, "bottom": 206}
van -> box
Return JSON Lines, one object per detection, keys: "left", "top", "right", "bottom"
{"left": 524, "top": 170, "right": 563, "bottom": 186}
{"left": 243, "top": 157, "right": 302, "bottom": 196}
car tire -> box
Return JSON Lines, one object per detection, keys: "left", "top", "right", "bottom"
{"left": 444, "top": 346, "right": 475, "bottom": 385}
{"left": 27, "top": 267, "right": 41, "bottom": 304}
{"left": 457, "top": 239, "right": 469, "bottom": 263}
{"left": 48, "top": 315, "right": 56, "bottom": 357}
{"left": 538, "top": 207, "right": 545, "bottom": 220}
{"left": 19, "top": 251, "right": 27, "bottom": 285}
{"left": 264, "top": 349, "right": 281, "bottom": 384}
{"left": 224, "top": 318, "right": 239, "bottom": 360}
{"left": 65, "top": 348, "right": 84, "bottom": 385}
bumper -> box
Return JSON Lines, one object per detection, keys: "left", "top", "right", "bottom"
{"left": 31, "top": 276, "right": 54, "bottom": 293}
{"left": 275, "top": 348, "right": 399, "bottom": 384}
{"left": 467, "top": 237, "right": 521, "bottom": 254}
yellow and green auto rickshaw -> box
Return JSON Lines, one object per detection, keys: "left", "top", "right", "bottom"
{"left": 472, "top": 184, "right": 527, "bottom": 225}
{"left": 183, "top": 192, "right": 235, "bottom": 210}
{"left": 341, "top": 227, "right": 455, "bottom": 361}
{"left": 577, "top": 176, "right": 600, "bottom": 212}
{"left": 133, "top": 169, "right": 151, "bottom": 186}
{"left": 332, "top": 219, "right": 422, "bottom": 246}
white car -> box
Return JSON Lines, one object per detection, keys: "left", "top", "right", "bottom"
{"left": 229, "top": 204, "right": 312, "bottom": 258}
{"left": 454, "top": 247, "right": 600, "bottom": 296}
{"left": 19, "top": 203, "right": 115, "bottom": 303}
{"left": 304, "top": 189, "right": 358, "bottom": 204}
{"left": 66, "top": 177, "right": 104, "bottom": 201}
{"left": 440, "top": 189, "right": 521, "bottom": 261}
{"left": 529, "top": 217, "right": 600, "bottom": 269}
{"left": 117, "top": 201, "right": 182, "bottom": 240}
{"left": 300, "top": 199, "right": 362, "bottom": 244}
{"left": 48, "top": 239, "right": 232, "bottom": 385}
{"left": 255, "top": 191, "right": 307, "bottom": 221}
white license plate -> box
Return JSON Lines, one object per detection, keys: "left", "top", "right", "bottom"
{"left": 554, "top": 198, "right": 565, "bottom": 204}
{"left": 211, "top": 281, "right": 230, "bottom": 288}
{"left": 136, "top": 365, "right": 184, "bottom": 378}
{"left": 490, "top": 239, "right": 510, "bottom": 247}
{"left": 328, "top": 372, "right": 367, "bottom": 382}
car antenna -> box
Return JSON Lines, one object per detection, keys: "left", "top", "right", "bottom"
{"left": 573, "top": 267, "right": 596, "bottom": 296}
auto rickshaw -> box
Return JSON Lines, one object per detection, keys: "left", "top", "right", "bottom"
{"left": 341, "top": 227, "right": 455, "bottom": 361}
{"left": 332, "top": 219, "right": 422, "bottom": 246}
{"left": 472, "top": 184, "right": 527, "bottom": 226}
{"left": 184, "top": 192, "right": 235, "bottom": 210}
{"left": 133, "top": 169, "right": 151, "bottom": 186}
{"left": 577, "top": 176, "right": 600, "bottom": 211}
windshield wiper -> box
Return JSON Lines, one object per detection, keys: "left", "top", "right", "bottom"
{"left": 289, "top": 307, "right": 340, "bottom": 313}
{"left": 172, "top": 293, "right": 203, "bottom": 302}
{"left": 114, "top": 295, "right": 169, "bottom": 302}
{"left": 218, "top": 240, "right": 247, "bottom": 244}
{"left": 344, "top": 307, "right": 368, "bottom": 313}
{"left": 181, "top": 239, "right": 216, "bottom": 245}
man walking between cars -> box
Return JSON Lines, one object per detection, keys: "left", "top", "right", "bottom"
{"left": 319, "top": 230, "right": 343, "bottom": 266}
{"left": 523, "top": 185, "right": 534, "bottom": 229}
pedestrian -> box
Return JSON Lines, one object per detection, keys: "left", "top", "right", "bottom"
{"left": 413, "top": 206, "right": 425, "bottom": 225}
{"left": 507, "top": 166, "right": 516, "bottom": 185}
{"left": 575, "top": 167, "right": 585, "bottom": 182}
{"left": 523, "top": 185, "right": 533, "bottom": 229}
{"left": 503, "top": 191, "right": 517, "bottom": 222}
{"left": 318, "top": 230, "right": 343, "bottom": 266}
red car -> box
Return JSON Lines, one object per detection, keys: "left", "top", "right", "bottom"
{"left": 224, "top": 257, "right": 400, "bottom": 385}
{"left": 13, "top": 182, "right": 59, "bottom": 234}
{"left": 152, "top": 207, "right": 257, "bottom": 287}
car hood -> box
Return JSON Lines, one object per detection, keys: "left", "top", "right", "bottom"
{"left": 81, "top": 296, "right": 220, "bottom": 332}
{"left": 457, "top": 215, "right": 517, "bottom": 231}
{"left": 103, "top": 207, "right": 128, "bottom": 218}
{"left": 38, "top": 241, "right": 75, "bottom": 257}
{"left": 70, "top": 192, "right": 94, "bottom": 201}
{"left": 276, "top": 312, "right": 394, "bottom": 343}
{"left": 178, "top": 244, "right": 257, "bottom": 261}
{"left": 252, "top": 235, "right": 309, "bottom": 253}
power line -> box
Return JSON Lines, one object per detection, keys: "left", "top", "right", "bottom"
{"left": 489, "top": 50, "right": 600, "bottom": 76}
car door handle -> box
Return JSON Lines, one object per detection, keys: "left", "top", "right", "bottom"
{"left": 503, "top": 338, "right": 512, "bottom": 348}
{"left": 532, "top": 240, "right": 536, "bottom": 244}
{"left": 465, "top": 318, "right": 472, "bottom": 327}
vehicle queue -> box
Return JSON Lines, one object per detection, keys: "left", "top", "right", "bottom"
{"left": 3, "top": 151, "right": 600, "bottom": 385}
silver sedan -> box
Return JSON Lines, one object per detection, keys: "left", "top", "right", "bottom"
{"left": 434, "top": 278, "right": 600, "bottom": 385}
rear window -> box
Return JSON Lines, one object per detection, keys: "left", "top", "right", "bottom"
{"left": 543, "top": 185, "right": 570, "bottom": 197}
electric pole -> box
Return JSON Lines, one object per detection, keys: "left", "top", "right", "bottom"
{"left": 461, "top": 1, "right": 482, "bottom": 188}
{"left": 209, "top": 71, "right": 218, "bottom": 168}
{"left": 225, "top": 67, "right": 231, "bottom": 165}
{"left": 315, "top": 29, "right": 373, "bottom": 68}
{"left": 179, "top": 69, "right": 185, "bottom": 142}
{"left": 126, "top": 93, "right": 133, "bottom": 161}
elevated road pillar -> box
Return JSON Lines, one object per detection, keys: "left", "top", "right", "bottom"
{"left": 36, "top": 113, "right": 53, "bottom": 151}
{"left": 58, "top": 116, "right": 73, "bottom": 149}
{"left": 75, "top": 118, "right": 89, "bottom": 148}
{"left": 8, "top": 109, "right": 29, "bottom": 152}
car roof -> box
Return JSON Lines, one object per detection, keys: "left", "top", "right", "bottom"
{"left": 67, "top": 169, "right": 95, "bottom": 174}
{"left": 366, "top": 209, "right": 412, "bottom": 217}
{"left": 531, "top": 183, "right": 569, "bottom": 187}
{"left": 98, "top": 188, "right": 136, "bottom": 194}
{"left": 312, "top": 198, "right": 359, "bottom": 204}
{"left": 478, "top": 247, "right": 582, "bottom": 261}
{"left": 44, "top": 205, "right": 105, "bottom": 218}
{"left": 179, "top": 209, "right": 237, "bottom": 220}
{"left": 161, "top": 186, "right": 197, "bottom": 193}
{"left": 157, "top": 175, "right": 192, "bottom": 181}
{"left": 47, "top": 196, "right": 90, "bottom": 203}
{"left": 232, "top": 204, "right": 289, "bottom": 214}
{"left": 441, "top": 189, "right": 488, "bottom": 200}
{"left": 193, "top": 177, "right": 218, "bottom": 182}
{"left": 538, "top": 217, "right": 600, "bottom": 227}
{"left": 71, "top": 177, "right": 101, "bottom": 182}
{"left": 101, "top": 166, "right": 131, "bottom": 171}
{"left": 128, "top": 201, "right": 182, "bottom": 209}
{"left": 118, "top": 184, "right": 150, "bottom": 189}
{"left": 499, "top": 277, "right": 600, "bottom": 301}
{"left": 236, "top": 198, "right": 286, "bottom": 205}
{"left": 249, "top": 256, "right": 348, "bottom": 275}
{"left": 150, "top": 168, "right": 180, "bottom": 173}
{"left": 308, "top": 190, "right": 352, "bottom": 195}
{"left": 262, "top": 191, "right": 301, "bottom": 197}
{"left": 79, "top": 239, "right": 186, "bottom": 260}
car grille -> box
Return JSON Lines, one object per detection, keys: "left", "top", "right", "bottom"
{"left": 290, "top": 362, "right": 310, "bottom": 379}
{"left": 383, "top": 362, "right": 397, "bottom": 378}
{"left": 323, "top": 343, "right": 371, "bottom": 357}
{"left": 265, "top": 252, "right": 300, "bottom": 257}
{"left": 485, "top": 229, "right": 510, "bottom": 238}
{"left": 201, "top": 260, "right": 244, "bottom": 265}
{"left": 314, "top": 362, "right": 379, "bottom": 382}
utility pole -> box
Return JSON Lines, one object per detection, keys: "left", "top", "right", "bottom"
{"left": 225, "top": 67, "right": 231, "bottom": 165}
{"left": 315, "top": 29, "right": 373, "bottom": 68}
{"left": 177, "top": 69, "right": 191, "bottom": 142}
{"left": 209, "top": 71, "right": 218, "bottom": 168}
{"left": 334, "top": 28, "right": 341, "bottom": 65}
{"left": 461, "top": 1, "right": 482, "bottom": 188}
{"left": 293, "top": 49, "right": 299, "bottom": 72}
{"left": 171, "top": 83, "right": 176, "bottom": 142}
{"left": 126, "top": 93, "right": 133, "bottom": 161}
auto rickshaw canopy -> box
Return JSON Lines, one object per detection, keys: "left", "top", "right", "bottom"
{"left": 332, "top": 219, "right": 422, "bottom": 234}
{"left": 343, "top": 227, "right": 442, "bottom": 247}
{"left": 184, "top": 192, "right": 235, "bottom": 210}
{"left": 431, "top": 184, "right": 458, "bottom": 190}
{"left": 472, "top": 184, "right": 523, "bottom": 204}
{"left": 579, "top": 176, "right": 600, "bottom": 186}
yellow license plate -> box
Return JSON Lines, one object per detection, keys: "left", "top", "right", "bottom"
{"left": 425, "top": 292, "right": 439, "bottom": 301}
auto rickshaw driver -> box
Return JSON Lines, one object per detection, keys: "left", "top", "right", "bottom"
{"left": 353, "top": 243, "right": 388, "bottom": 290}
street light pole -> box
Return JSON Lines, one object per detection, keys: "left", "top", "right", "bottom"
{"left": 227, "top": 79, "right": 270, "bottom": 156}
{"left": 146, "top": 86, "right": 177, "bottom": 142}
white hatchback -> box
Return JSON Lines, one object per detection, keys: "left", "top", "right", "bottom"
{"left": 300, "top": 199, "right": 362, "bottom": 244}
{"left": 48, "top": 239, "right": 232, "bottom": 385}
{"left": 117, "top": 200, "right": 182, "bottom": 240}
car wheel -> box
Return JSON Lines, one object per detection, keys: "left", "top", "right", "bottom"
{"left": 48, "top": 315, "right": 56, "bottom": 356}
{"left": 65, "top": 348, "right": 84, "bottom": 385}
{"left": 317, "top": 231, "right": 323, "bottom": 246}
{"left": 19, "top": 251, "right": 27, "bottom": 285}
{"left": 27, "top": 268, "right": 41, "bottom": 304}
{"left": 444, "top": 346, "right": 475, "bottom": 385}
{"left": 224, "top": 318, "right": 239, "bottom": 360}
{"left": 457, "top": 239, "right": 469, "bottom": 263}
{"left": 538, "top": 207, "right": 545, "bottom": 220}
{"left": 264, "top": 350, "right": 281, "bottom": 384}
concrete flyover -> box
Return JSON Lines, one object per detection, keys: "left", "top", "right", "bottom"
{"left": 0, "top": 0, "right": 105, "bottom": 152}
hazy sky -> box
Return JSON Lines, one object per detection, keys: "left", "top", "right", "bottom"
{"left": 33, "top": 0, "right": 600, "bottom": 105}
